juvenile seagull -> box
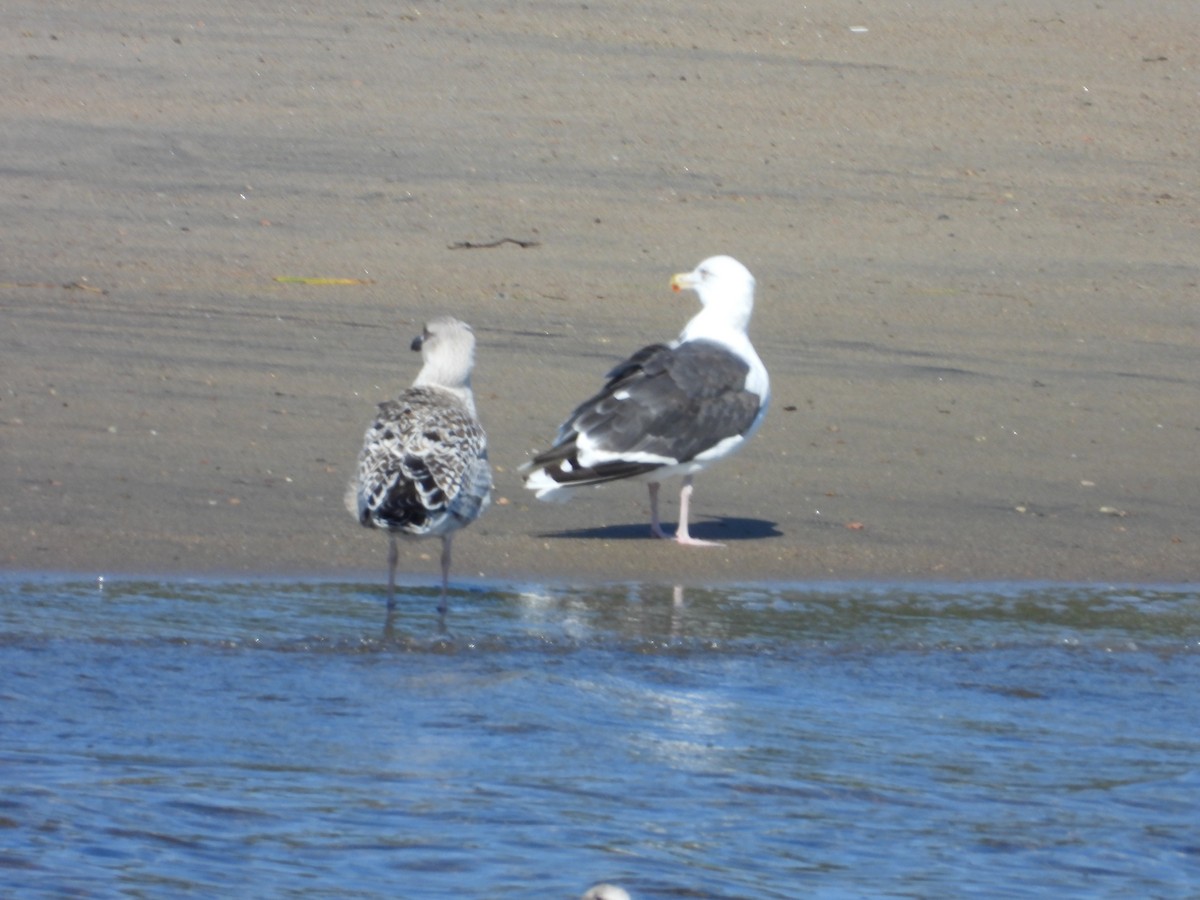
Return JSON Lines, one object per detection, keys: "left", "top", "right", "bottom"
{"left": 522, "top": 255, "right": 769, "bottom": 546}
{"left": 348, "top": 317, "right": 492, "bottom": 611}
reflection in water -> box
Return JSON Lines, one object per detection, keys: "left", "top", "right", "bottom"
{"left": 0, "top": 575, "right": 1197, "bottom": 898}
{"left": 504, "top": 583, "right": 701, "bottom": 646}
{"left": 382, "top": 603, "right": 448, "bottom": 642}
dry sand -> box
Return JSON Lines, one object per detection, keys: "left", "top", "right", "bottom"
{"left": 3, "top": 0, "right": 1197, "bottom": 586}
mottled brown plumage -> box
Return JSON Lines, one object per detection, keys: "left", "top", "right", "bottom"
{"left": 348, "top": 317, "right": 491, "bottom": 612}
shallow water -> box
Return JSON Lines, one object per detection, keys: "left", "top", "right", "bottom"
{"left": 1, "top": 576, "right": 1198, "bottom": 898}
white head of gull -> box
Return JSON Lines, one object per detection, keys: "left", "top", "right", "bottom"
{"left": 522, "top": 255, "right": 769, "bottom": 545}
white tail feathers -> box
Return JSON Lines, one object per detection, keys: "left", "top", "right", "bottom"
{"left": 520, "top": 463, "right": 575, "bottom": 502}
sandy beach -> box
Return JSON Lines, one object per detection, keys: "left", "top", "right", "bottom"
{"left": 3, "top": 0, "right": 1197, "bottom": 586}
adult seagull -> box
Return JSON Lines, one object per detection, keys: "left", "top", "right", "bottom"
{"left": 522, "top": 255, "right": 769, "bottom": 545}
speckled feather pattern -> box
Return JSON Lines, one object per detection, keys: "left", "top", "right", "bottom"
{"left": 353, "top": 386, "right": 491, "bottom": 537}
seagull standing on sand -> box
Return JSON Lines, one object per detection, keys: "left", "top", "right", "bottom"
{"left": 522, "top": 255, "right": 769, "bottom": 546}
{"left": 348, "top": 317, "right": 492, "bottom": 611}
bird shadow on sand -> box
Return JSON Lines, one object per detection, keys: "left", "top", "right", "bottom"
{"left": 537, "top": 516, "right": 781, "bottom": 542}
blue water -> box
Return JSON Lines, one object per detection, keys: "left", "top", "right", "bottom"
{"left": 1, "top": 576, "right": 1198, "bottom": 898}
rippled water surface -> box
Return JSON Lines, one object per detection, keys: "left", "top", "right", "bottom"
{"left": 2, "top": 576, "right": 1198, "bottom": 898}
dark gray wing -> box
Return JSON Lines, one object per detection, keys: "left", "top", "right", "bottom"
{"left": 530, "top": 340, "right": 762, "bottom": 485}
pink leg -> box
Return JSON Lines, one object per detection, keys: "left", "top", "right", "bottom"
{"left": 647, "top": 481, "right": 671, "bottom": 539}
{"left": 675, "top": 476, "right": 723, "bottom": 547}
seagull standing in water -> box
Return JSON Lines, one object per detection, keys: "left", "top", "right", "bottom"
{"left": 522, "top": 255, "right": 769, "bottom": 545}
{"left": 348, "top": 317, "right": 492, "bottom": 611}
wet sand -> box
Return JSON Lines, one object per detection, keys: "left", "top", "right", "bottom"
{"left": 3, "top": 1, "right": 1197, "bottom": 585}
